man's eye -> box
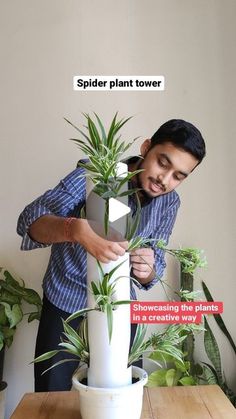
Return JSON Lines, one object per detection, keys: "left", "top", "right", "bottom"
{"left": 174, "top": 174, "right": 184, "bottom": 181}
{"left": 158, "top": 159, "right": 168, "bottom": 168}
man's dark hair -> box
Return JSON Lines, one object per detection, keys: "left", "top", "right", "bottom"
{"left": 150, "top": 119, "right": 206, "bottom": 163}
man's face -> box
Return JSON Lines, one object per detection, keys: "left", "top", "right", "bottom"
{"left": 136, "top": 140, "right": 199, "bottom": 199}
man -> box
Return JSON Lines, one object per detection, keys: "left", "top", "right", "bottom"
{"left": 17, "top": 118, "right": 206, "bottom": 391}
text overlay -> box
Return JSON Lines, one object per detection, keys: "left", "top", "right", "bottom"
{"left": 73, "top": 75, "right": 165, "bottom": 91}
{"left": 130, "top": 301, "right": 223, "bottom": 324}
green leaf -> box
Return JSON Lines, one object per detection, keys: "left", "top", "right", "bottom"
{"left": 1, "top": 303, "right": 23, "bottom": 328}
{"left": 77, "top": 161, "right": 99, "bottom": 173}
{"left": 0, "top": 289, "right": 21, "bottom": 305}
{"left": 204, "top": 316, "right": 223, "bottom": 384}
{"left": 3, "top": 270, "right": 25, "bottom": 288}
{"left": 112, "top": 300, "right": 132, "bottom": 306}
{"left": 0, "top": 306, "right": 7, "bottom": 326}
{"left": 152, "top": 348, "right": 184, "bottom": 365}
{"left": 117, "top": 188, "right": 141, "bottom": 198}
{"left": 41, "top": 357, "right": 79, "bottom": 375}
{"left": 62, "top": 320, "right": 84, "bottom": 346}
{"left": 28, "top": 311, "right": 41, "bottom": 322}
{"left": 192, "top": 363, "right": 203, "bottom": 376}
{"left": 1, "top": 326, "right": 16, "bottom": 347}
{"left": 128, "top": 324, "right": 148, "bottom": 365}
{"left": 104, "top": 199, "right": 109, "bottom": 235}
{"left": 106, "top": 260, "right": 126, "bottom": 281}
{"left": 65, "top": 307, "right": 94, "bottom": 323}
{"left": 103, "top": 161, "right": 118, "bottom": 182}
{"left": 179, "top": 376, "right": 196, "bottom": 386}
{"left": 32, "top": 350, "right": 59, "bottom": 363}
{"left": 23, "top": 288, "right": 42, "bottom": 306}
{"left": 127, "top": 237, "right": 146, "bottom": 251}
{"left": 115, "top": 169, "right": 143, "bottom": 193}
{"left": 147, "top": 369, "right": 168, "bottom": 387}
{"left": 149, "top": 350, "right": 174, "bottom": 365}
{"left": 94, "top": 113, "right": 107, "bottom": 144}
{"left": 0, "top": 281, "right": 25, "bottom": 297}
{"left": 105, "top": 303, "right": 113, "bottom": 343}
{"left": 64, "top": 117, "right": 93, "bottom": 146}
{"left": 107, "top": 113, "right": 118, "bottom": 148}
{"left": 202, "top": 281, "right": 236, "bottom": 355}
{"left": 58, "top": 342, "right": 79, "bottom": 356}
{"left": 126, "top": 193, "right": 141, "bottom": 241}
{"left": 62, "top": 332, "right": 84, "bottom": 351}
{"left": 90, "top": 281, "right": 100, "bottom": 296}
{"left": 166, "top": 368, "right": 181, "bottom": 386}
{"left": 201, "top": 363, "right": 219, "bottom": 384}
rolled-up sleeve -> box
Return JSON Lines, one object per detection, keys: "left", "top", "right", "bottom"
{"left": 17, "top": 167, "right": 86, "bottom": 251}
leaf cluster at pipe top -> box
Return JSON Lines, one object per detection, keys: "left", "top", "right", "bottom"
{"left": 65, "top": 112, "right": 143, "bottom": 234}
{"left": 65, "top": 112, "right": 142, "bottom": 200}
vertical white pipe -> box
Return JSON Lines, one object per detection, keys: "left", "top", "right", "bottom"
{"left": 86, "top": 163, "right": 132, "bottom": 387}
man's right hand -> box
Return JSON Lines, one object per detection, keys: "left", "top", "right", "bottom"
{"left": 71, "top": 219, "right": 128, "bottom": 263}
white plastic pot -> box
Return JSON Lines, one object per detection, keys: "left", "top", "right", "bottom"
{"left": 72, "top": 365, "right": 148, "bottom": 419}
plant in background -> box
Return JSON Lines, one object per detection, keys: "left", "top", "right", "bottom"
{"left": 156, "top": 239, "right": 207, "bottom": 275}
{"left": 144, "top": 261, "right": 236, "bottom": 407}
{"left": 199, "top": 281, "right": 236, "bottom": 407}
{"left": 0, "top": 268, "right": 42, "bottom": 351}
{"left": 146, "top": 321, "right": 205, "bottom": 387}
{"left": 181, "top": 276, "right": 236, "bottom": 407}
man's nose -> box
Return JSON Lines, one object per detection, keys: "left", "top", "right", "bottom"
{"left": 159, "top": 171, "right": 172, "bottom": 188}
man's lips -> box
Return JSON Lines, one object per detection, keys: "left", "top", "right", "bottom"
{"left": 149, "top": 179, "right": 164, "bottom": 193}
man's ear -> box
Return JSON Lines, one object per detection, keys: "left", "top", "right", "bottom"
{"left": 140, "top": 139, "right": 151, "bottom": 157}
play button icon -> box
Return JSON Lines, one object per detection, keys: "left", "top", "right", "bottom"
{"left": 108, "top": 198, "right": 130, "bottom": 222}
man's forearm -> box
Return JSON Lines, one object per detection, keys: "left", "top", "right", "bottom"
{"left": 28, "top": 215, "right": 74, "bottom": 244}
{"left": 28, "top": 215, "right": 128, "bottom": 263}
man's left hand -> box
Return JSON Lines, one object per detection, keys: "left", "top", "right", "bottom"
{"left": 130, "top": 247, "right": 155, "bottom": 284}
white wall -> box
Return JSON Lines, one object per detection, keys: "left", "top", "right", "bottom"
{"left": 0, "top": 1, "right": 235, "bottom": 417}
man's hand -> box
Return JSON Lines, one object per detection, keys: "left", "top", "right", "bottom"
{"left": 72, "top": 219, "right": 128, "bottom": 263}
{"left": 130, "top": 247, "right": 155, "bottom": 285}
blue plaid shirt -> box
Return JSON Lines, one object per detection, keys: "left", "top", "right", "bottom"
{"left": 17, "top": 164, "right": 180, "bottom": 313}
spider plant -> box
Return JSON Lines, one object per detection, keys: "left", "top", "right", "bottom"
{"left": 62, "top": 260, "right": 132, "bottom": 343}
{"left": 64, "top": 113, "right": 142, "bottom": 234}
{"left": 156, "top": 239, "right": 207, "bottom": 275}
{"left": 128, "top": 322, "right": 204, "bottom": 368}
{"left": 127, "top": 237, "right": 207, "bottom": 276}
{"left": 33, "top": 259, "right": 133, "bottom": 371}
{"left": 33, "top": 317, "right": 90, "bottom": 373}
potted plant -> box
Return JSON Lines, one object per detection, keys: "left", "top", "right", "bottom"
{"left": 0, "top": 267, "right": 42, "bottom": 417}
{"left": 33, "top": 114, "right": 205, "bottom": 419}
